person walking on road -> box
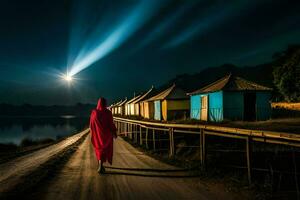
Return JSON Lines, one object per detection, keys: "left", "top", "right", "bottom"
{"left": 90, "top": 97, "right": 117, "bottom": 174}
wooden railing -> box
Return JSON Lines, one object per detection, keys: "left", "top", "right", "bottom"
{"left": 113, "top": 117, "right": 300, "bottom": 185}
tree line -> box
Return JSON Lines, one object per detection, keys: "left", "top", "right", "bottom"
{"left": 273, "top": 44, "right": 300, "bottom": 102}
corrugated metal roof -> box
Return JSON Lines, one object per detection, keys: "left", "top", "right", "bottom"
{"left": 188, "top": 74, "right": 272, "bottom": 95}
{"left": 146, "top": 84, "right": 188, "bottom": 101}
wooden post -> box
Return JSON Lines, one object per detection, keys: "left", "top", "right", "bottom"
{"left": 130, "top": 124, "right": 133, "bottom": 140}
{"left": 145, "top": 128, "right": 149, "bottom": 149}
{"left": 246, "top": 137, "right": 252, "bottom": 185}
{"left": 133, "top": 124, "right": 135, "bottom": 142}
{"left": 127, "top": 123, "right": 129, "bottom": 138}
{"left": 135, "top": 125, "right": 138, "bottom": 143}
{"left": 122, "top": 122, "right": 124, "bottom": 135}
{"left": 133, "top": 124, "right": 135, "bottom": 141}
{"left": 134, "top": 124, "right": 138, "bottom": 143}
{"left": 116, "top": 121, "right": 118, "bottom": 133}
{"left": 202, "top": 131, "right": 206, "bottom": 169}
{"left": 128, "top": 124, "right": 130, "bottom": 138}
{"left": 199, "top": 129, "right": 203, "bottom": 165}
{"left": 152, "top": 129, "right": 156, "bottom": 151}
{"left": 169, "top": 128, "right": 175, "bottom": 157}
{"left": 139, "top": 126, "right": 143, "bottom": 146}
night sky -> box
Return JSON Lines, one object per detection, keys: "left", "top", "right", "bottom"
{"left": 0, "top": 0, "right": 299, "bottom": 105}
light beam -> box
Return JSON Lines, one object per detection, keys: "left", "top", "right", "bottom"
{"left": 68, "top": 1, "right": 163, "bottom": 77}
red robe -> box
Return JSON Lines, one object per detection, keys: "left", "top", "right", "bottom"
{"left": 90, "top": 100, "right": 116, "bottom": 164}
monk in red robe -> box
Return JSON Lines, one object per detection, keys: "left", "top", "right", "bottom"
{"left": 90, "top": 98, "right": 117, "bottom": 174}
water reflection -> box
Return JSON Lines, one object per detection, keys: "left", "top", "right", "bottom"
{"left": 0, "top": 117, "right": 89, "bottom": 145}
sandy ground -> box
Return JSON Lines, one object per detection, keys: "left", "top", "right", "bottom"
{"left": 29, "top": 134, "right": 245, "bottom": 200}
{"left": 0, "top": 129, "right": 88, "bottom": 193}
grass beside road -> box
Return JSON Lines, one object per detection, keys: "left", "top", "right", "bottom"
{"left": 218, "top": 118, "right": 300, "bottom": 134}
{"left": 272, "top": 102, "right": 300, "bottom": 111}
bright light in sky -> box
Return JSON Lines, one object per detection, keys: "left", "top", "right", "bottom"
{"left": 63, "top": 73, "right": 73, "bottom": 82}
{"left": 68, "top": 1, "right": 162, "bottom": 77}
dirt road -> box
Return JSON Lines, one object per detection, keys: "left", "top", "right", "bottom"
{"left": 0, "top": 129, "right": 88, "bottom": 194}
{"left": 29, "top": 134, "right": 241, "bottom": 200}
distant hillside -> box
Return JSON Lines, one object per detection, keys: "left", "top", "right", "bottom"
{"left": 159, "top": 44, "right": 300, "bottom": 102}
{"left": 159, "top": 63, "right": 274, "bottom": 93}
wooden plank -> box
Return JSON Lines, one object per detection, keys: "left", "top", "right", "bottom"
{"left": 174, "top": 130, "right": 200, "bottom": 134}
{"left": 200, "top": 95, "right": 208, "bottom": 121}
{"left": 149, "top": 127, "right": 169, "bottom": 132}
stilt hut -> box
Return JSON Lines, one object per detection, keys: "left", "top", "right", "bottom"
{"left": 146, "top": 84, "right": 190, "bottom": 121}
{"left": 188, "top": 74, "right": 272, "bottom": 122}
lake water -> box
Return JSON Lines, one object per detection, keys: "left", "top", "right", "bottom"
{"left": 0, "top": 116, "right": 89, "bottom": 145}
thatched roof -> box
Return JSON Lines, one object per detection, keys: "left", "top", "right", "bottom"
{"left": 126, "top": 95, "right": 142, "bottom": 105}
{"left": 132, "top": 87, "right": 155, "bottom": 104}
{"left": 146, "top": 84, "right": 188, "bottom": 101}
{"left": 117, "top": 98, "right": 128, "bottom": 106}
{"left": 188, "top": 74, "right": 272, "bottom": 95}
{"left": 110, "top": 100, "right": 123, "bottom": 108}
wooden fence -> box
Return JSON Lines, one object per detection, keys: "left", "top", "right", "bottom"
{"left": 113, "top": 117, "right": 300, "bottom": 185}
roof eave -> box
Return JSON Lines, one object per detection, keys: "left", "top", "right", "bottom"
{"left": 188, "top": 89, "right": 222, "bottom": 96}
